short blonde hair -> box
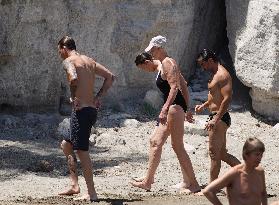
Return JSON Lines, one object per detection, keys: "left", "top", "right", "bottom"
{"left": 242, "top": 137, "right": 265, "bottom": 160}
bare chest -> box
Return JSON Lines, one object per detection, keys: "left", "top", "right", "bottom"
{"left": 208, "top": 79, "right": 220, "bottom": 96}
{"left": 232, "top": 173, "right": 263, "bottom": 198}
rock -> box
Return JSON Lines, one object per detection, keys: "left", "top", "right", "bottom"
{"left": 273, "top": 123, "right": 279, "bottom": 131}
{"left": 184, "top": 143, "right": 195, "bottom": 153}
{"left": 191, "top": 91, "right": 208, "bottom": 103}
{"left": 96, "top": 133, "right": 126, "bottom": 146}
{"left": 28, "top": 160, "right": 54, "bottom": 173}
{"left": 120, "top": 119, "right": 140, "bottom": 128}
{"left": 226, "top": 0, "right": 279, "bottom": 120}
{"left": 0, "top": 115, "right": 20, "bottom": 129}
{"left": 143, "top": 90, "right": 163, "bottom": 110}
{"left": 89, "top": 134, "right": 97, "bottom": 146}
{"left": 0, "top": 1, "right": 226, "bottom": 110}
{"left": 108, "top": 113, "right": 132, "bottom": 120}
{"left": 230, "top": 104, "right": 243, "bottom": 111}
{"left": 184, "top": 116, "right": 207, "bottom": 136}
{"left": 56, "top": 118, "right": 70, "bottom": 139}
{"left": 191, "top": 84, "right": 203, "bottom": 92}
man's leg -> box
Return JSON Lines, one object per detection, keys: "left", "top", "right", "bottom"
{"left": 74, "top": 150, "right": 97, "bottom": 201}
{"left": 221, "top": 126, "right": 240, "bottom": 167}
{"left": 168, "top": 105, "right": 200, "bottom": 193}
{"left": 58, "top": 140, "right": 80, "bottom": 195}
{"left": 208, "top": 121, "right": 227, "bottom": 182}
{"left": 131, "top": 124, "right": 169, "bottom": 190}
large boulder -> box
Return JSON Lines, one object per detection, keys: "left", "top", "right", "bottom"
{"left": 226, "top": 0, "right": 279, "bottom": 120}
{"left": 0, "top": 0, "right": 226, "bottom": 111}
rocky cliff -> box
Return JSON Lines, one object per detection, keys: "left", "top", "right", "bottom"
{"left": 226, "top": 0, "right": 279, "bottom": 120}
{"left": 0, "top": 0, "right": 226, "bottom": 111}
{"left": 0, "top": 0, "right": 278, "bottom": 120}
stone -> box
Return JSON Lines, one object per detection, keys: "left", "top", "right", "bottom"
{"left": 273, "top": 123, "right": 279, "bottom": 131}
{"left": 28, "top": 160, "right": 54, "bottom": 173}
{"left": 143, "top": 89, "right": 163, "bottom": 110}
{"left": 0, "top": 115, "right": 20, "bottom": 129}
{"left": 120, "top": 119, "right": 140, "bottom": 128}
{"left": 108, "top": 113, "right": 132, "bottom": 121}
{"left": 0, "top": 1, "right": 226, "bottom": 111}
{"left": 230, "top": 104, "right": 243, "bottom": 111}
{"left": 184, "top": 116, "right": 207, "bottom": 136}
{"left": 56, "top": 118, "right": 70, "bottom": 139}
{"left": 226, "top": 0, "right": 279, "bottom": 120}
{"left": 191, "top": 91, "right": 208, "bottom": 103}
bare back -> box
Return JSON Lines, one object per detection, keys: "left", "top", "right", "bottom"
{"left": 227, "top": 164, "right": 265, "bottom": 205}
{"left": 67, "top": 54, "right": 96, "bottom": 107}
{"left": 207, "top": 64, "right": 232, "bottom": 112}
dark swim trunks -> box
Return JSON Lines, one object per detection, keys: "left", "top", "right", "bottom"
{"left": 207, "top": 112, "right": 231, "bottom": 127}
{"left": 64, "top": 107, "right": 97, "bottom": 151}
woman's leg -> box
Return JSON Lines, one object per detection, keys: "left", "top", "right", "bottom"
{"left": 168, "top": 105, "right": 200, "bottom": 193}
{"left": 131, "top": 123, "right": 170, "bottom": 190}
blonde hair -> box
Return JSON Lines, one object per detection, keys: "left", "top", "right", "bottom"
{"left": 242, "top": 137, "right": 265, "bottom": 160}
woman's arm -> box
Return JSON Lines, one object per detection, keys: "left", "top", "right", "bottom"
{"left": 159, "top": 58, "right": 180, "bottom": 124}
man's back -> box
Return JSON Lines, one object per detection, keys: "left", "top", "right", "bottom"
{"left": 67, "top": 54, "right": 96, "bottom": 107}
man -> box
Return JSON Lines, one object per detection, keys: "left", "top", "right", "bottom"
{"left": 203, "top": 137, "right": 267, "bottom": 205}
{"left": 195, "top": 49, "right": 240, "bottom": 183}
{"left": 57, "top": 36, "right": 114, "bottom": 201}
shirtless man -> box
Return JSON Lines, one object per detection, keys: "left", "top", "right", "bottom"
{"left": 57, "top": 36, "right": 114, "bottom": 201}
{"left": 195, "top": 49, "right": 240, "bottom": 183}
{"left": 203, "top": 137, "right": 267, "bottom": 205}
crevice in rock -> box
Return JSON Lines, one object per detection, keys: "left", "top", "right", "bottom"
{"left": 190, "top": 0, "right": 252, "bottom": 108}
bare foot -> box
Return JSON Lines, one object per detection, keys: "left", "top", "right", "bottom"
{"left": 130, "top": 181, "right": 151, "bottom": 191}
{"left": 179, "top": 184, "right": 201, "bottom": 195}
{"left": 73, "top": 193, "right": 98, "bottom": 202}
{"left": 170, "top": 181, "right": 189, "bottom": 190}
{"left": 132, "top": 177, "right": 154, "bottom": 184}
{"left": 58, "top": 186, "right": 80, "bottom": 196}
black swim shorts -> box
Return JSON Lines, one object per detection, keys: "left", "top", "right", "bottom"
{"left": 207, "top": 112, "right": 231, "bottom": 127}
{"left": 64, "top": 107, "right": 97, "bottom": 151}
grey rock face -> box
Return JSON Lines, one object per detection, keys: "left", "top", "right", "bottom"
{"left": 0, "top": 1, "right": 225, "bottom": 111}
{"left": 143, "top": 89, "right": 163, "bottom": 110}
{"left": 226, "top": 0, "right": 279, "bottom": 120}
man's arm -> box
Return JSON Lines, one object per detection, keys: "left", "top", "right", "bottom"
{"left": 95, "top": 62, "right": 115, "bottom": 98}
{"left": 203, "top": 168, "right": 237, "bottom": 205}
{"left": 63, "top": 59, "right": 78, "bottom": 102}
{"left": 214, "top": 74, "right": 232, "bottom": 123}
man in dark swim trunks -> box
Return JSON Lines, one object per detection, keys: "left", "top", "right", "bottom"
{"left": 195, "top": 49, "right": 240, "bottom": 183}
{"left": 57, "top": 36, "right": 115, "bottom": 201}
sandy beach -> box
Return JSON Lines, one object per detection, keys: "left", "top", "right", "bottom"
{"left": 0, "top": 102, "right": 278, "bottom": 205}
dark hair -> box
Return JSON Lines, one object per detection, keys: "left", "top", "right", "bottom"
{"left": 242, "top": 137, "right": 265, "bottom": 160}
{"left": 197, "top": 49, "right": 218, "bottom": 62}
{"left": 135, "top": 52, "right": 152, "bottom": 65}
{"left": 58, "top": 36, "right": 76, "bottom": 50}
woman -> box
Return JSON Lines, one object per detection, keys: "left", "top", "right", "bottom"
{"left": 131, "top": 35, "right": 200, "bottom": 193}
